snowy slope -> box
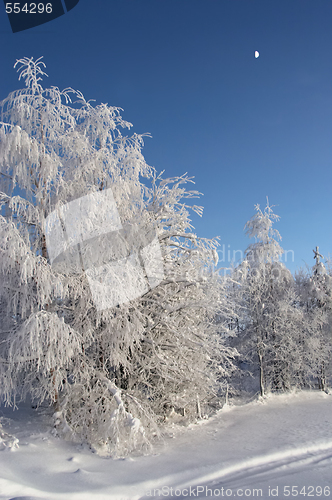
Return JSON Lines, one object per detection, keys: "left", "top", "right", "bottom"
{"left": 0, "top": 391, "right": 331, "bottom": 500}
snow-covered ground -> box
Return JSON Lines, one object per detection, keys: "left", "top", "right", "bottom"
{"left": 0, "top": 391, "right": 331, "bottom": 500}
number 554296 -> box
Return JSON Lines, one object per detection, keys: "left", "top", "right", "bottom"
{"left": 6, "top": 3, "right": 53, "bottom": 14}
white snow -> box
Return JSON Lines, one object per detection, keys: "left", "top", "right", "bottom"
{"left": 0, "top": 391, "right": 331, "bottom": 500}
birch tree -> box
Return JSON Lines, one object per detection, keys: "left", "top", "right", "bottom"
{"left": 235, "top": 202, "right": 302, "bottom": 396}
{"left": 0, "top": 57, "right": 235, "bottom": 456}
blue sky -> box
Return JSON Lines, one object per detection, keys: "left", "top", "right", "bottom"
{"left": 1, "top": 0, "right": 331, "bottom": 274}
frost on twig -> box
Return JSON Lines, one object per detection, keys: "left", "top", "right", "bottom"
{"left": 14, "top": 56, "right": 48, "bottom": 93}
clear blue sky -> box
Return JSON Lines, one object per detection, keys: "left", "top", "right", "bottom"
{"left": 1, "top": 0, "right": 331, "bottom": 274}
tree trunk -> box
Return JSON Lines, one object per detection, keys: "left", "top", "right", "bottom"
{"left": 50, "top": 368, "right": 60, "bottom": 412}
{"left": 42, "top": 230, "right": 60, "bottom": 409}
{"left": 318, "top": 362, "right": 327, "bottom": 392}
{"left": 196, "top": 394, "right": 202, "bottom": 419}
{"left": 257, "top": 345, "right": 265, "bottom": 397}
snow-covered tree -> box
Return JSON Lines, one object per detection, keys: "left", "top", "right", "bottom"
{"left": 234, "top": 202, "right": 303, "bottom": 396}
{"left": 295, "top": 249, "right": 332, "bottom": 392}
{"left": 0, "top": 57, "right": 235, "bottom": 456}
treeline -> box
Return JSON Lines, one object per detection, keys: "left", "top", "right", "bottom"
{"left": 225, "top": 203, "right": 332, "bottom": 398}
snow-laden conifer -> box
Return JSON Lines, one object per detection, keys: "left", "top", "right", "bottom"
{"left": 295, "top": 251, "right": 332, "bottom": 392}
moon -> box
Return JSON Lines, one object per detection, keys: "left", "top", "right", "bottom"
{"left": 255, "top": 51, "right": 260, "bottom": 58}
